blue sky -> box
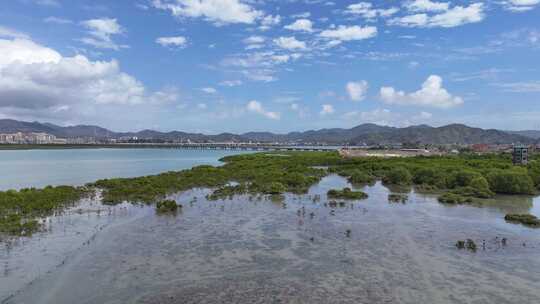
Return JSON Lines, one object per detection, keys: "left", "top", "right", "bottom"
{"left": 0, "top": 0, "right": 539, "bottom": 133}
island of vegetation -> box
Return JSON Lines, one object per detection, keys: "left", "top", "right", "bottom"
{"left": 327, "top": 188, "right": 369, "bottom": 200}
{"left": 2, "top": 151, "right": 540, "bottom": 237}
{"left": 504, "top": 214, "right": 540, "bottom": 228}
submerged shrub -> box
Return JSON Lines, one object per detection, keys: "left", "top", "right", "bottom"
{"left": 438, "top": 192, "right": 473, "bottom": 204}
{"left": 388, "top": 194, "right": 408, "bottom": 204}
{"left": 156, "top": 200, "right": 180, "bottom": 213}
{"left": 504, "top": 214, "right": 540, "bottom": 228}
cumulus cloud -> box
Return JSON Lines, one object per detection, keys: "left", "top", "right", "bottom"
{"left": 380, "top": 75, "right": 463, "bottom": 108}
{"left": 284, "top": 19, "right": 314, "bottom": 32}
{"left": 405, "top": 0, "right": 449, "bottom": 12}
{"left": 346, "top": 2, "right": 399, "bottom": 19}
{"left": 259, "top": 14, "right": 281, "bottom": 30}
{"left": 389, "top": 3, "right": 485, "bottom": 28}
{"left": 156, "top": 36, "right": 188, "bottom": 48}
{"left": 0, "top": 37, "right": 176, "bottom": 114}
{"left": 346, "top": 80, "right": 369, "bottom": 101}
{"left": 320, "top": 104, "right": 335, "bottom": 115}
{"left": 80, "top": 18, "right": 127, "bottom": 50}
{"left": 273, "top": 36, "right": 307, "bottom": 50}
{"left": 246, "top": 100, "right": 280, "bottom": 119}
{"left": 152, "top": 0, "right": 263, "bottom": 25}
{"left": 319, "top": 25, "right": 377, "bottom": 41}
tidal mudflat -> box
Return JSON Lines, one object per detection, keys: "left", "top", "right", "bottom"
{"left": 2, "top": 175, "right": 540, "bottom": 304}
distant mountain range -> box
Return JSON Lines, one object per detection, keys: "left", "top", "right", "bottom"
{"left": 0, "top": 119, "right": 536, "bottom": 145}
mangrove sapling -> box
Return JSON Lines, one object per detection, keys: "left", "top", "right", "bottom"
{"left": 455, "top": 239, "right": 477, "bottom": 252}
{"left": 504, "top": 214, "right": 540, "bottom": 228}
{"left": 156, "top": 200, "right": 180, "bottom": 214}
{"left": 388, "top": 194, "right": 408, "bottom": 204}
{"left": 327, "top": 188, "right": 368, "bottom": 200}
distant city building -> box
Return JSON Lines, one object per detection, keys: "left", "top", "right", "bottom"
{"left": 472, "top": 144, "right": 489, "bottom": 153}
{"left": 512, "top": 144, "right": 529, "bottom": 165}
{"left": 0, "top": 132, "right": 66, "bottom": 144}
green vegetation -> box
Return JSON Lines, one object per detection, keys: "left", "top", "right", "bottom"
{"left": 504, "top": 214, "right": 540, "bottom": 228}
{"left": 487, "top": 171, "right": 535, "bottom": 195}
{"left": 156, "top": 200, "right": 180, "bottom": 213}
{"left": 3, "top": 151, "right": 540, "bottom": 237}
{"left": 388, "top": 194, "right": 408, "bottom": 204}
{"left": 438, "top": 193, "right": 473, "bottom": 204}
{"left": 456, "top": 239, "right": 477, "bottom": 252}
{"left": 0, "top": 186, "right": 88, "bottom": 236}
{"left": 327, "top": 188, "right": 369, "bottom": 200}
{"left": 348, "top": 170, "right": 376, "bottom": 185}
{"left": 92, "top": 152, "right": 333, "bottom": 204}
{"left": 383, "top": 167, "right": 412, "bottom": 185}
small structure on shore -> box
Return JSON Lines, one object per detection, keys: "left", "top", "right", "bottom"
{"left": 512, "top": 144, "right": 529, "bottom": 165}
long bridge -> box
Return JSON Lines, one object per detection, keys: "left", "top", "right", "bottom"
{"left": 114, "top": 142, "right": 341, "bottom": 151}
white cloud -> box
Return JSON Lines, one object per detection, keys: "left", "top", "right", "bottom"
{"left": 156, "top": 36, "right": 187, "bottom": 47}
{"left": 44, "top": 17, "right": 73, "bottom": 24}
{"left": 494, "top": 81, "right": 540, "bottom": 92}
{"left": 80, "top": 18, "right": 126, "bottom": 50}
{"left": 246, "top": 100, "right": 280, "bottom": 120}
{"left": 320, "top": 25, "right": 377, "bottom": 41}
{"left": 34, "top": 0, "right": 60, "bottom": 7}
{"left": 343, "top": 108, "right": 433, "bottom": 127}
{"left": 389, "top": 3, "right": 485, "bottom": 28}
{"left": 346, "top": 80, "right": 369, "bottom": 101}
{"left": 346, "top": 2, "right": 399, "bottom": 19}
{"left": 273, "top": 36, "right": 307, "bottom": 50}
{"left": 200, "top": 87, "right": 217, "bottom": 94}
{"left": 219, "top": 80, "right": 243, "bottom": 87}
{"left": 0, "top": 26, "right": 29, "bottom": 39}
{"left": 405, "top": 0, "right": 449, "bottom": 12}
{"left": 152, "top": 0, "right": 263, "bottom": 24}
{"left": 284, "top": 19, "right": 314, "bottom": 32}
{"left": 380, "top": 75, "right": 464, "bottom": 108}
{"left": 259, "top": 14, "right": 281, "bottom": 30}
{"left": 320, "top": 104, "right": 335, "bottom": 115}
{"left": 502, "top": 0, "right": 540, "bottom": 11}
{"left": 292, "top": 12, "right": 311, "bottom": 18}
{"left": 243, "top": 35, "right": 265, "bottom": 44}
{"left": 0, "top": 37, "right": 174, "bottom": 113}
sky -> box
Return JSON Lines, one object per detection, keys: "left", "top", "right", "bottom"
{"left": 0, "top": 0, "right": 539, "bottom": 133}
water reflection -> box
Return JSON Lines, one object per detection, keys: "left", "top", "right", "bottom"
{"left": 2, "top": 175, "right": 540, "bottom": 304}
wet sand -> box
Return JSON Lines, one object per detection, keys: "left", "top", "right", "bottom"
{"left": 2, "top": 176, "right": 540, "bottom": 303}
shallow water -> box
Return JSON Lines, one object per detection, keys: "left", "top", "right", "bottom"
{"left": 2, "top": 176, "right": 540, "bottom": 303}
{"left": 0, "top": 148, "right": 247, "bottom": 190}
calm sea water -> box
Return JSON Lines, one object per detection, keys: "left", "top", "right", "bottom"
{"left": 0, "top": 148, "right": 247, "bottom": 190}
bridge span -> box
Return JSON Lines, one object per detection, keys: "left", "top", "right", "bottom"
{"left": 114, "top": 143, "right": 340, "bottom": 151}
